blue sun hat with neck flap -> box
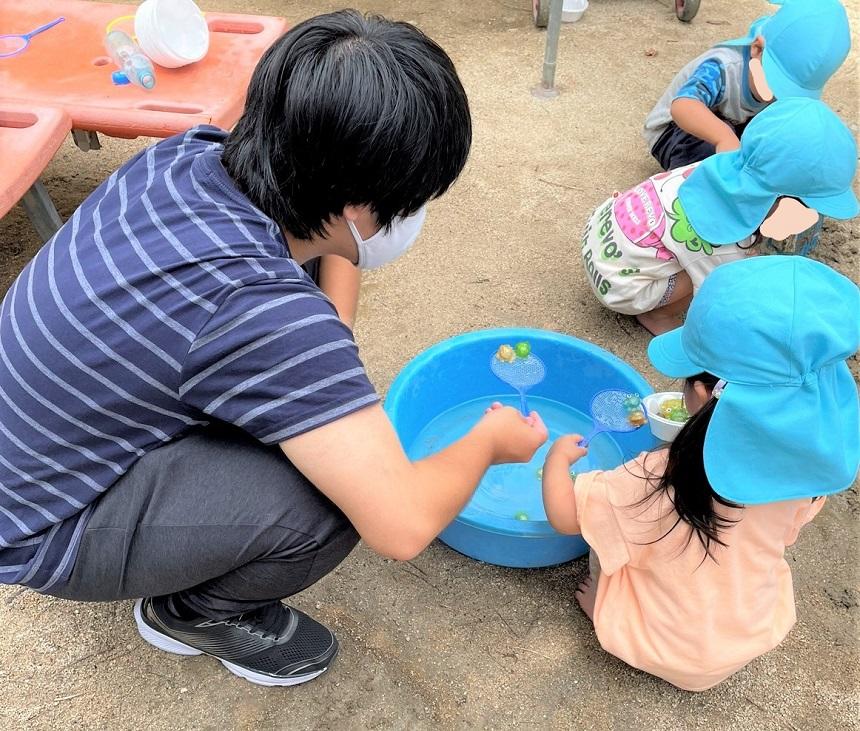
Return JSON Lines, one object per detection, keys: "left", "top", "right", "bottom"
{"left": 719, "top": 0, "right": 850, "bottom": 100}
{"left": 648, "top": 256, "right": 860, "bottom": 505}
{"left": 678, "top": 97, "right": 858, "bottom": 245}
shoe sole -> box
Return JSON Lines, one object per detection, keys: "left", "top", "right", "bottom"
{"left": 133, "top": 599, "right": 330, "bottom": 687}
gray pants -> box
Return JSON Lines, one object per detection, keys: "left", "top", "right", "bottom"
{"left": 44, "top": 424, "right": 358, "bottom": 620}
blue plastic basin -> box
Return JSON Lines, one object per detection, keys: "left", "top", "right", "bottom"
{"left": 385, "top": 328, "right": 658, "bottom": 568}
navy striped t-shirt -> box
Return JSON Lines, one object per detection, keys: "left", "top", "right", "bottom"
{"left": 0, "top": 127, "right": 378, "bottom": 591}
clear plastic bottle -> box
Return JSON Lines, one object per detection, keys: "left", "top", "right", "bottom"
{"left": 760, "top": 215, "right": 824, "bottom": 256}
{"left": 105, "top": 30, "right": 155, "bottom": 90}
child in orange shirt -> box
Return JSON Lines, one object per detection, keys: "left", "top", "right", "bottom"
{"left": 542, "top": 256, "right": 860, "bottom": 691}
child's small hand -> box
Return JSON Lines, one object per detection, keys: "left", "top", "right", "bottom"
{"left": 547, "top": 434, "right": 588, "bottom": 465}
{"left": 477, "top": 403, "right": 548, "bottom": 465}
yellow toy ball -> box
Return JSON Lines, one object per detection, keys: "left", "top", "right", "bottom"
{"left": 496, "top": 344, "right": 516, "bottom": 362}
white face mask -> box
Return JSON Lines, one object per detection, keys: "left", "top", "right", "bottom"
{"left": 347, "top": 206, "right": 427, "bottom": 270}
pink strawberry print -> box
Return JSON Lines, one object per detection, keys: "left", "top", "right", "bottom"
{"left": 612, "top": 179, "right": 675, "bottom": 261}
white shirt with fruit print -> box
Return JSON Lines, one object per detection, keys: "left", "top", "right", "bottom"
{"left": 580, "top": 162, "right": 751, "bottom": 314}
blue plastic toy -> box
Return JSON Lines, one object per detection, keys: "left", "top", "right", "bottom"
{"left": 0, "top": 17, "right": 65, "bottom": 58}
{"left": 385, "top": 328, "right": 657, "bottom": 568}
{"left": 578, "top": 388, "right": 648, "bottom": 448}
{"left": 490, "top": 348, "right": 546, "bottom": 416}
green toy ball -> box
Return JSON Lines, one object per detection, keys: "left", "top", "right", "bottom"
{"left": 514, "top": 341, "right": 531, "bottom": 358}
{"left": 536, "top": 469, "right": 576, "bottom": 481}
{"left": 514, "top": 511, "right": 529, "bottom": 521}
{"left": 668, "top": 406, "right": 690, "bottom": 423}
{"left": 623, "top": 394, "right": 641, "bottom": 411}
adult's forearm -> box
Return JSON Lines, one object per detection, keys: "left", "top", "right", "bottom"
{"left": 318, "top": 255, "right": 361, "bottom": 328}
{"left": 410, "top": 428, "right": 493, "bottom": 550}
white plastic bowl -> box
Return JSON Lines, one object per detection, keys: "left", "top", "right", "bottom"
{"left": 135, "top": 0, "right": 209, "bottom": 69}
{"left": 562, "top": 0, "right": 589, "bottom": 23}
{"left": 643, "top": 392, "right": 688, "bottom": 443}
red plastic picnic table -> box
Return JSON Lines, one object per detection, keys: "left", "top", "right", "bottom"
{"left": 0, "top": 0, "right": 288, "bottom": 238}
{"left": 0, "top": 102, "right": 71, "bottom": 239}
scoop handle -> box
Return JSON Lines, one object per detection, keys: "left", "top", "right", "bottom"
{"left": 25, "top": 17, "right": 65, "bottom": 40}
{"left": 518, "top": 390, "right": 528, "bottom": 417}
{"left": 578, "top": 426, "right": 601, "bottom": 448}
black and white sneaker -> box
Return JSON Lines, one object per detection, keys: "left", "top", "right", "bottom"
{"left": 134, "top": 597, "right": 338, "bottom": 687}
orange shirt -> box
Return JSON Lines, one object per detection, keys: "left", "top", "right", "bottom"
{"left": 573, "top": 450, "right": 825, "bottom": 691}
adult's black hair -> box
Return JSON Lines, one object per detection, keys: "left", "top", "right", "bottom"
{"left": 640, "top": 372, "right": 742, "bottom": 560}
{"left": 222, "top": 9, "right": 472, "bottom": 240}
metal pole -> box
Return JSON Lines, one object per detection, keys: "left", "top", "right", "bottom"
{"left": 539, "top": 0, "right": 564, "bottom": 94}
{"left": 71, "top": 129, "right": 102, "bottom": 152}
{"left": 20, "top": 181, "right": 63, "bottom": 242}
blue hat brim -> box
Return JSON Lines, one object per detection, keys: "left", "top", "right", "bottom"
{"left": 703, "top": 361, "right": 860, "bottom": 504}
{"left": 761, "top": 48, "right": 822, "bottom": 100}
{"left": 801, "top": 186, "right": 860, "bottom": 221}
{"left": 647, "top": 327, "right": 702, "bottom": 379}
{"left": 678, "top": 152, "right": 775, "bottom": 245}
{"left": 719, "top": 35, "right": 756, "bottom": 47}
{"left": 718, "top": 15, "right": 770, "bottom": 47}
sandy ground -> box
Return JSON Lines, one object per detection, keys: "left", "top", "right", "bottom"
{"left": 1, "top": 0, "right": 858, "bottom": 728}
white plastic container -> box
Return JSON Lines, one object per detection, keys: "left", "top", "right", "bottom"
{"left": 643, "top": 392, "right": 688, "bottom": 443}
{"left": 135, "top": 0, "right": 209, "bottom": 69}
{"left": 562, "top": 0, "right": 589, "bottom": 23}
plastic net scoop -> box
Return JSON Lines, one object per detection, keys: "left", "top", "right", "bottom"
{"left": 579, "top": 389, "right": 647, "bottom": 447}
{"left": 490, "top": 353, "right": 546, "bottom": 415}
{"left": 0, "top": 17, "right": 65, "bottom": 59}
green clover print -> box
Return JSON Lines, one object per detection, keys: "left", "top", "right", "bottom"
{"left": 669, "top": 198, "right": 713, "bottom": 255}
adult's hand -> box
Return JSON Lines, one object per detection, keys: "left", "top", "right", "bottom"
{"left": 280, "top": 403, "right": 547, "bottom": 561}
{"left": 477, "top": 402, "right": 548, "bottom": 464}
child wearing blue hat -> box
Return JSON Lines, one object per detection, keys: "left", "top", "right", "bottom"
{"left": 581, "top": 97, "right": 858, "bottom": 335}
{"left": 543, "top": 255, "right": 860, "bottom": 691}
{"left": 643, "top": 0, "right": 850, "bottom": 171}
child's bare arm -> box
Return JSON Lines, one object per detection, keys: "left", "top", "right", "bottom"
{"left": 670, "top": 98, "right": 740, "bottom": 153}
{"left": 318, "top": 255, "right": 361, "bottom": 328}
{"left": 542, "top": 435, "right": 588, "bottom": 535}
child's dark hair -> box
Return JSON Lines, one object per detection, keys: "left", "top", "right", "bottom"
{"left": 222, "top": 9, "right": 472, "bottom": 240}
{"left": 644, "top": 372, "right": 741, "bottom": 559}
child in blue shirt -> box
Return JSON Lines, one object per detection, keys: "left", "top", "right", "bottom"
{"left": 643, "top": 0, "right": 850, "bottom": 171}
